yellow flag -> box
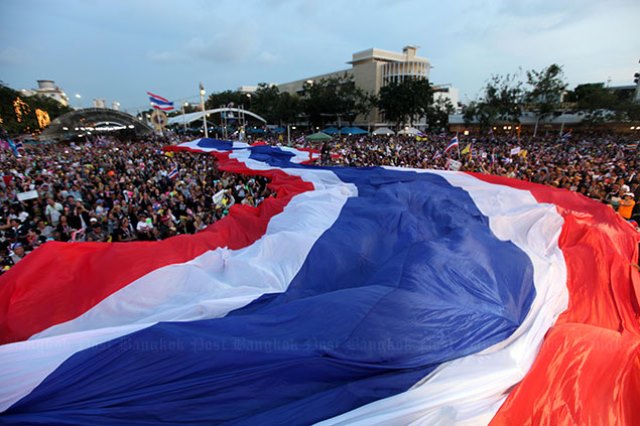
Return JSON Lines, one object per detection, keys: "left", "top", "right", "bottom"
{"left": 518, "top": 149, "right": 527, "bottom": 158}
{"left": 164, "top": 152, "right": 175, "bottom": 158}
{"left": 460, "top": 144, "right": 471, "bottom": 155}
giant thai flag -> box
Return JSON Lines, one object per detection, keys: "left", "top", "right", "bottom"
{"left": 147, "top": 91, "right": 174, "bottom": 111}
{"left": 1, "top": 139, "right": 639, "bottom": 424}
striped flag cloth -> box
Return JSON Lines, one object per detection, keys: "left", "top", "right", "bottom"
{"left": 443, "top": 136, "right": 459, "bottom": 154}
{"left": 0, "top": 138, "right": 638, "bottom": 425}
{"left": 167, "top": 165, "right": 179, "bottom": 179}
{"left": 147, "top": 92, "right": 174, "bottom": 111}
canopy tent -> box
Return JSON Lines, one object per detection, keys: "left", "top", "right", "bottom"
{"left": 345, "top": 127, "right": 368, "bottom": 135}
{"left": 397, "top": 127, "right": 423, "bottom": 136}
{"left": 372, "top": 127, "right": 395, "bottom": 136}
{"left": 322, "top": 127, "right": 340, "bottom": 135}
{"left": 305, "top": 132, "right": 333, "bottom": 142}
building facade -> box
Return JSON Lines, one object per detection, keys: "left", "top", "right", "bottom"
{"left": 277, "top": 46, "right": 444, "bottom": 126}
{"left": 20, "top": 80, "right": 69, "bottom": 107}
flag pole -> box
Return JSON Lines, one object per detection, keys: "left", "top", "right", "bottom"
{"left": 456, "top": 132, "right": 460, "bottom": 158}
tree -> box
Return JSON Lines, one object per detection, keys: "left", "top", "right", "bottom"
{"left": 466, "top": 73, "right": 524, "bottom": 130}
{"left": 564, "top": 82, "right": 640, "bottom": 124}
{"left": 274, "top": 92, "right": 300, "bottom": 126}
{"left": 525, "top": 64, "right": 567, "bottom": 136}
{"left": 377, "top": 78, "right": 433, "bottom": 129}
{"left": 336, "top": 77, "right": 366, "bottom": 126}
{"left": 0, "top": 83, "right": 71, "bottom": 136}
{"left": 205, "top": 90, "right": 247, "bottom": 110}
{"left": 462, "top": 101, "right": 480, "bottom": 127}
{"left": 302, "top": 73, "right": 362, "bottom": 127}
{"left": 427, "top": 96, "right": 455, "bottom": 132}
{"left": 252, "top": 83, "right": 281, "bottom": 123}
{"left": 565, "top": 83, "right": 618, "bottom": 124}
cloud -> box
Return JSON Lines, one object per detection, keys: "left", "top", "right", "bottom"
{"left": 145, "top": 31, "right": 259, "bottom": 65}
{"left": 186, "top": 33, "right": 257, "bottom": 63}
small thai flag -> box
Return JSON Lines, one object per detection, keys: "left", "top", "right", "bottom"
{"left": 168, "top": 166, "right": 179, "bottom": 180}
{"left": 443, "top": 136, "right": 459, "bottom": 154}
{"left": 147, "top": 92, "right": 174, "bottom": 111}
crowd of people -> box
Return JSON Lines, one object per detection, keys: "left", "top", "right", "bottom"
{"left": 0, "top": 136, "right": 273, "bottom": 273}
{"left": 322, "top": 131, "right": 640, "bottom": 214}
{"left": 1, "top": 128, "right": 638, "bottom": 274}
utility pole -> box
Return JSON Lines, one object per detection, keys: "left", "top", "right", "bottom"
{"left": 633, "top": 59, "right": 640, "bottom": 104}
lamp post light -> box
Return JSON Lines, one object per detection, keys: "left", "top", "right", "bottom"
{"left": 199, "top": 83, "right": 208, "bottom": 138}
{"left": 182, "top": 102, "right": 189, "bottom": 133}
{"left": 74, "top": 93, "right": 82, "bottom": 109}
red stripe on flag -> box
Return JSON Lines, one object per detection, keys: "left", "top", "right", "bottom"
{"left": 0, "top": 151, "right": 313, "bottom": 344}
{"left": 152, "top": 105, "right": 174, "bottom": 111}
{"left": 466, "top": 173, "right": 640, "bottom": 425}
{"left": 146, "top": 92, "right": 170, "bottom": 103}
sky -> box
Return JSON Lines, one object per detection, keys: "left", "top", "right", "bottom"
{"left": 1, "top": 0, "right": 639, "bottom": 113}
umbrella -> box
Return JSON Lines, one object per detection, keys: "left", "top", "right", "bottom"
{"left": 305, "top": 132, "right": 333, "bottom": 142}
{"left": 372, "top": 127, "right": 395, "bottom": 136}
{"left": 323, "top": 127, "right": 340, "bottom": 135}
{"left": 397, "top": 127, "right": 423, "bottom": 136}
{"left": 348, "top": 127, "right": 368, "bottom": 135}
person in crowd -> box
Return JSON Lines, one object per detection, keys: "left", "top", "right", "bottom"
{"left": 618, "top": 192, "right": 636, "bottom": 220}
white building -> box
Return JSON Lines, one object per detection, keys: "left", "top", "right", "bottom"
{"left": 20, "top": 80, "right": 69, "bottom": 107}
{"left": 433, "top": 85, "right": 460, "bottom": 111}
{"left": 278, "top": 46, "right": 431, "bottom": 97}
{"left": 274, "top": 46, "right": 456, "bottom": 126}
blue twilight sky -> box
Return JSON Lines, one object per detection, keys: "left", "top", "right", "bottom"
{"left": 1, "top": 0, "right": 639, "bottom": 113}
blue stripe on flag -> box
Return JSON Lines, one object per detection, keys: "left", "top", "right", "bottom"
{"left": 2, "top": 166, "right": 536, "bottom": 424}
{"left": 149, "top": 97, "right": 173, "bottom": 106}
{"left": 196, "top": 138, "right": 235, "bottom": 150}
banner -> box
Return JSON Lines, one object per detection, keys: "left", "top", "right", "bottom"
{"left": 17, "top": 190, "right": 39, "bottom": 201}
{"left": 446, "top": 159, "right": 462, "bottom": 171}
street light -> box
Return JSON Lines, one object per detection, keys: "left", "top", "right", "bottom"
{"left": 74, "top": 93, "right": 82, "bottom": 109}
{"left": 199, "top": 83, "right": 208, "bottom": 138}
{"left": 182, "top": 102, "right": 189, "bottom": 133}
